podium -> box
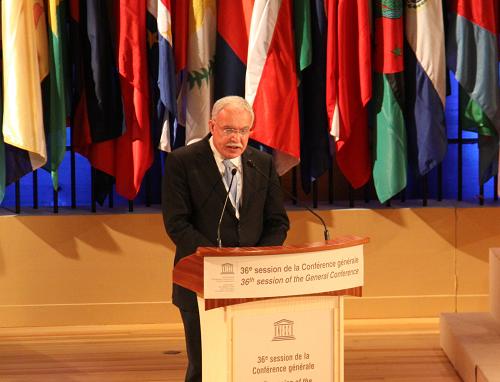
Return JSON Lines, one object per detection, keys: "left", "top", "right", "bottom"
{"left": 173, "top": 235, "right": 368, "bottom": 382}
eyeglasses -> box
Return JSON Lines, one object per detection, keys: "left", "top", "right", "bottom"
{"left": 221, "top": 127, "right": 251, "bottom": 136}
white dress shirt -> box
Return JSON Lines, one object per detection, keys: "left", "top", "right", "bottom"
{"left": 209, "top": 137, "right": 243, "bottom": 218}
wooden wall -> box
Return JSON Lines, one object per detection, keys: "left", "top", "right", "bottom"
{"left": 0, "top": 206, "right": 496, "bottom": 327}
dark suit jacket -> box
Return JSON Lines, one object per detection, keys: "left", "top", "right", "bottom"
{"left": 162, "top": 136, "right": 290, "bottom": 311}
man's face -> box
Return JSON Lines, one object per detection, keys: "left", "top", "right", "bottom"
{"left": 209, "top": 105, "right": 253, "bottom": 159}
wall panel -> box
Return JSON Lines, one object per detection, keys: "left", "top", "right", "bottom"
{"left": 0, "top": 206, "right": 496, "bottom": 327}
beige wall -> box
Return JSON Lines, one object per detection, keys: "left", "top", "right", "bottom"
{"left": 0, "top": 206, "right": 497, "bottom": 327}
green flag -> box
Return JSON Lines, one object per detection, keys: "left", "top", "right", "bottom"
{"left": 45, "top": 0, "right": 67, "bottom": 190}
{"left": 372, "top": 0, "right": 407, "bottom": 203}
{"left": 459, "top": 85, "right": 499, "bottom": 185}
{"left": 294, "top": 0, "right": 312, "bottom": 73}
{"left": 448, "top": 2, "right": 500, "bottom": 186}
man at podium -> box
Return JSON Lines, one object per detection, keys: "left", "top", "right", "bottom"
{"left": 162, "top": 96, "right": 290, "bottom": 382}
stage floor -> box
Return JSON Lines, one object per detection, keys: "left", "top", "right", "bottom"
{"left": 0, "top": 319, "right": 460, "bottom": 381}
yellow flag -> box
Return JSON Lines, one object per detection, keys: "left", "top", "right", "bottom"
{"left": 2, "top": 0, "right": 48, "bottom": 173}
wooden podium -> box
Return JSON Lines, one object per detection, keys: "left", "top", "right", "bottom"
{"left": 173, "top": 235, "right": 368, "bottom": 382}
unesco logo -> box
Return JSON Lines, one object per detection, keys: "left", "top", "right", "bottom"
{"left": 221, "top": 263, "right": 234, "bottom": 274}
{"left": 272, "top": 319, "right": 296, "bottom": 341}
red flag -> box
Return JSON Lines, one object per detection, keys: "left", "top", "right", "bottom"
{"left": 215, "top": 0, "right": 254, "bottom": 99}
{"left": 114, "top": 1, "right": 153, "bottom": 199}
{"left": 218, "top": 0, "right": 253, "bottom": 64}
{"left": 81, "top": 1, "right": 153, "bottom": 201}
{"left": 172, "top": 0, "right": 188, "bottom": 73}
{"left": 449, "top": 0, "right": 498, "bottom": 33}
{"left": 325, "top": 0, "right": 372, "bottom": 188}
{"left": 245, "top": 0, "right": 300, "bottom": 175}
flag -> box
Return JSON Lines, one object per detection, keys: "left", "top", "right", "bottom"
{"left": 156, "top": 0, "right": 177, "bottom": 152}
{"left": 173, "top": 0, "right": 188, "bottom": 74}
{"left": 2, "top": 0, "right": 48, "bottom": 185}
{"left": 143, "top": 1, "right": 165, "bottom": 198}
{"left": 68, "top": 0, "right": 83, "bottom": 119}
{"left": 447, "top": 0, "right": 500, "bottom": 185}
{"left": 70, "top": 0, "right": 123, "bottom": 149}
{"left": 405, "top": 0, "right": 447, "bottom": 176}
{"left": 294, "top": 0, "right": 312, "bottom": 73}
{"left": 298, "top": 0, "right": 332, "bottom": 193}
{"left": 146, "top": 0, "right": 160, "bottom": 147}
{"left": 371, "top": 0, "right": 407, "bottom": 203}
{"left": 181, "top": 0, "right": 216, "bottom": 145}
{"left": 70, "top": 0, "right": 122, "bottom": 203}
{"left": 114, "top": 0, "right": 154, "bottom": 199}
{"left": 0, "top": 82, "right": 4, "bottom": 204}
{"left": 214, "top": 0, "right": 253, "bottom": 100}
{"left": 0, "top": 136, "right": 4, "bottom": 203}
{"left": 325, "top": 0, "right": 372, "bottom": 189}
{"left": 498, "top": 6, "right": 500, "bottom": 196}
{"left": 245, "top": 0, "right": 300, "bottom": 175}
{"left": 73, "top": 1, "right": 154, "bottom": 201}
{"left": 45, "top": 0, "right": 68, "bottom": 190}
{"left": 79, "top": 0, "right": 123, "bottom": 144}
{"left": 0, "top": 32, "right": 4, "bottom": 203}
{"left": 169, "top": 0, "right": 189, "bottom": 149}
{"left": 460, "top": 88, "right": 499, "bottom": 184}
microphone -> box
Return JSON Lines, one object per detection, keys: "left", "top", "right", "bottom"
{"left": 217, "top": 167, "right": 238, "bottom": 248}
{"left": 246, "top": 159, "right": 330, "bottom": 241}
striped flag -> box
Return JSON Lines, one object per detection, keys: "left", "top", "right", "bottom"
{"left": 372, "top": 0, "right": 407, "bottom": 203}
{"left": 245, "top": 0, "right": 300, "bottom": 175}
{"left": 214, "top": 0, "right": 253, "bottom": 99}
{"left": 155, "top": 0, "right": 177, "bottom": 152}
{"left": 294, "top": 0, "right": 312, "bottom": 73}
{"left": 325, "top": 0, "right": 372, "bottom": 189}
{"left": 2, "top": 0, "right": 48, "bottom": 184}
{"left": 405, "top": 0, "right": 447, "bottom": 176}
{"left": 45, "top": 0, "right": 68, "bottom": 190}
{"left": 447, "top": 0, "right": 500, "bottom": 185}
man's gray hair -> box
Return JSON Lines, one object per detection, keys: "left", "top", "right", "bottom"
{"left": 211, "top": 96, "right": 255, "bottom": 126}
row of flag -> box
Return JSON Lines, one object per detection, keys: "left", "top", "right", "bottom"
{"left": 0, "top": 0, "right": 499, "bottom": 205}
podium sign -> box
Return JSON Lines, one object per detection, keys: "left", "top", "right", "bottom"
{"left": 233, "top": 309, "right": 334, "bottom": 381}
{"left": 204, "top": 245, "right": 363, "bottom": 299}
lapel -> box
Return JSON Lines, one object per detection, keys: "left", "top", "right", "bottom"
{"left": 240, "top": 149, "right": 256, "bottom": 216}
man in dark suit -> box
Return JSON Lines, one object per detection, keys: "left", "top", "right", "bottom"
{"left": 162, "top": 96, "right": 289, "bottom": 382}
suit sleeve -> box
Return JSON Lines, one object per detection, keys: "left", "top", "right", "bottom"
{"left": 162, "top": 153, "right": 213, "bottom": 259}
{"left": 257, "top": 158, "right": 290, "bottom": 246}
